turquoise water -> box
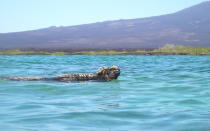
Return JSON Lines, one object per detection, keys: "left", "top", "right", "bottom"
{"left": 0, "top": 55, "right": 210, "bottom": 131}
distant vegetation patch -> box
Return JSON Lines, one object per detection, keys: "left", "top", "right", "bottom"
{"left": 0, "top": 44, "right": 210, "bottom": 55}
{"left": 153, "top": 44, "right": 210, "bottom": 55}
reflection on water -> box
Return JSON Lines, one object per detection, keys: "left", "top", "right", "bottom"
{"left": 98, "top": 88, "right": 121, "bottom": 111}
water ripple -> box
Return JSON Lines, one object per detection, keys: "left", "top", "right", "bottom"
{"left": 0, "top": 55, "right": 210, "bottom": 130}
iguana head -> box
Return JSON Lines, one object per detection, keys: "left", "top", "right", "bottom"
{"left": 96, "top": 65, "right": 120, "bottom": 81}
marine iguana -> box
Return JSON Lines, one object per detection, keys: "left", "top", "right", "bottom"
{"left": 0, "top": 65, "right": 120, "bottom": 82}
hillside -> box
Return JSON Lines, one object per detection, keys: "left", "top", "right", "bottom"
{"left": 0, "top": 1, "right": 210, "bottom": 50}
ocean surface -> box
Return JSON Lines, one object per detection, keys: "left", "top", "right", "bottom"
{"left": 0, "top": 55, "right": 210, "bottom": 131}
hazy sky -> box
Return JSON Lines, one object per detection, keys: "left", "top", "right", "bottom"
{"left": 0, "top": 0, "right": 208, "bottom": 33}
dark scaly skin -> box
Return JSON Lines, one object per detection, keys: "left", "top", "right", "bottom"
{"left": 0, "top": 65, "right": 120, "bottom": 82}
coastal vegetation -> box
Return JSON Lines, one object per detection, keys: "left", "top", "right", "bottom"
{"left": 0, "top": 44, "right": 210, "bottom": 55}
{"left": 153, "top": 44, "right": 210, "bottom": 55}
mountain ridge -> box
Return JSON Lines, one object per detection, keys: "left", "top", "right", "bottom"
{"left": 0, "top": 1, "right": 210, "bottom": 49}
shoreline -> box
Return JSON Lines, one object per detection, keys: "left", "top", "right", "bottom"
{"left": 0, "top": 52, "right": 209, "bottom": 56}
{"left": 0, "top": 44, "right": 210, "bottom": 55}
